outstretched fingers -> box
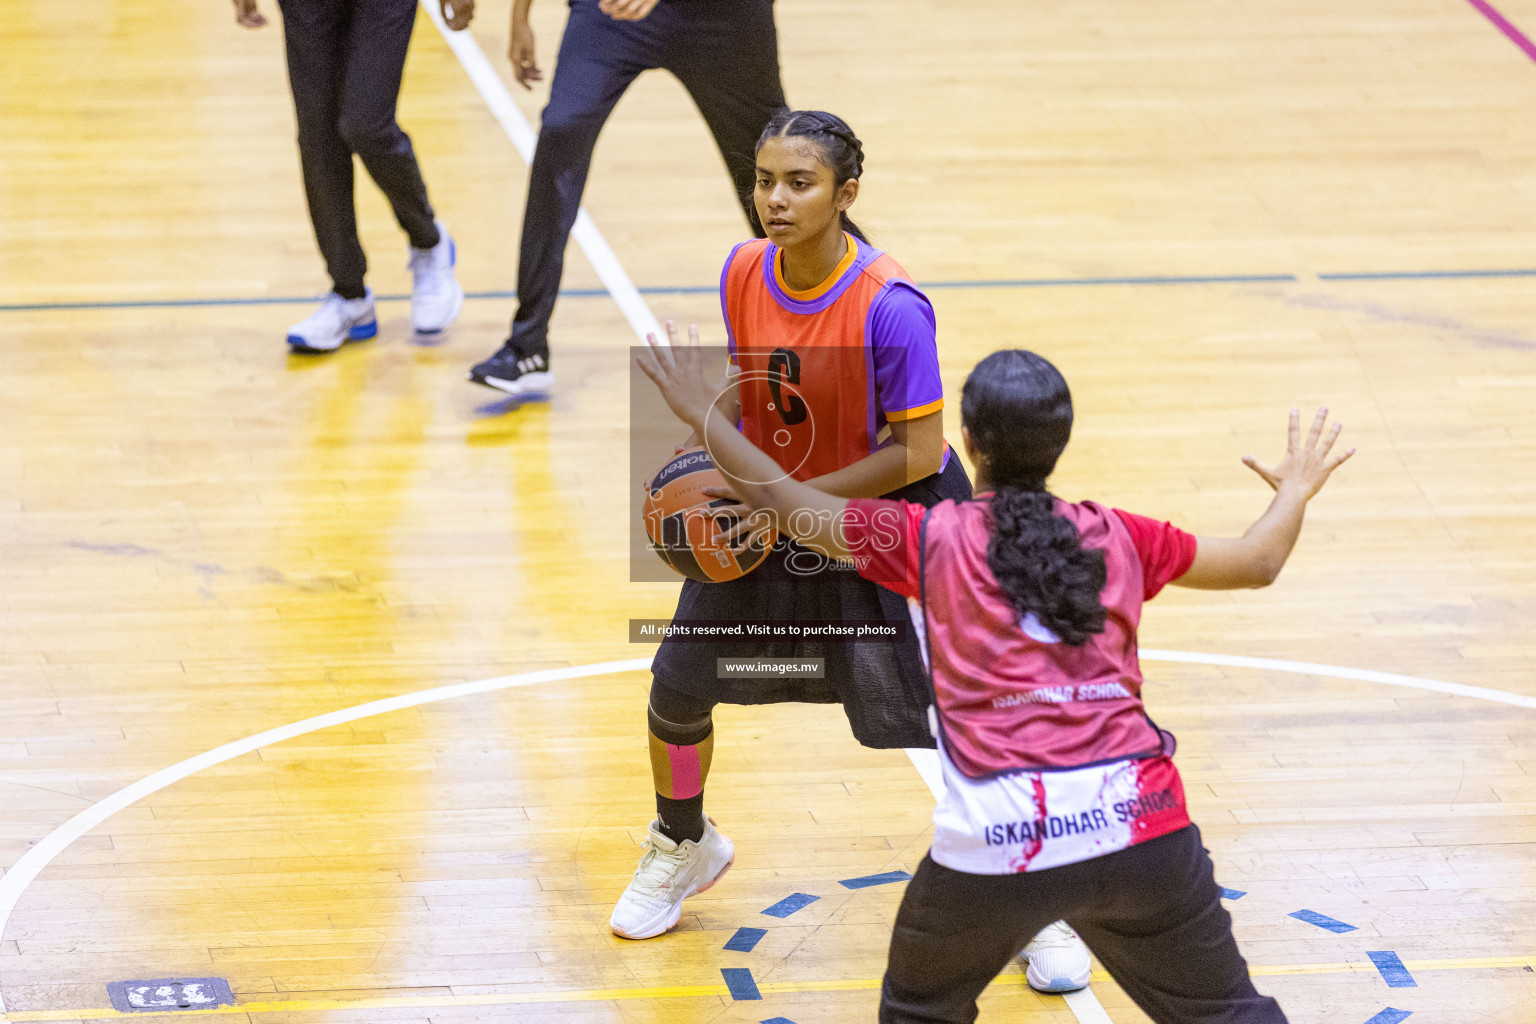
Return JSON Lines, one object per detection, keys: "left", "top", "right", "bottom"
{"left": 635, "top": 346, "right": 665, "bottom": 387}
{"left": 1304, "top": 407, "right": 1328, "bottom": 451}
{"left": 643, "top": 330, "right": 675, "bottom": 372}
{"left": 1242, "top": 454, "right": 1281, "bottom": 491}
{"left": 1313, "top": 420, "right": 1343, "bottom": 462}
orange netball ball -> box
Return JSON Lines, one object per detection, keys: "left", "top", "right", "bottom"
{"left": 643, "top": 447, "right": 776, "bottom": 582}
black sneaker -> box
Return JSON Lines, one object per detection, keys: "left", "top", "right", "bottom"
{"left": 469, "top": 341, "right": 552, "bottom": 395}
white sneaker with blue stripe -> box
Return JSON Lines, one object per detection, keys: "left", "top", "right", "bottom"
{"left": 286, "top": 290, "right": 377, "bottom": 353}
{"left": 408, "top": 221, "right": 463, "bottom": 334}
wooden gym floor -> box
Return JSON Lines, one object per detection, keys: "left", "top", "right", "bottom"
{"left": 3, "top": 0, "right": 1536, "bottom": 1021}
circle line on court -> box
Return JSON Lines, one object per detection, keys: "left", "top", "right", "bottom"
{"left": 1, "top": 647, "right": 1532, "bottom": 1015}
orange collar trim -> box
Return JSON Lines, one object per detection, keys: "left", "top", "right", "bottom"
{"left": 774, "top": 233, "right": 856, "bottom": 301}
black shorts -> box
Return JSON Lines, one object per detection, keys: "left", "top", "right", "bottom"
{"left": 650, "top": 455, "right": 972, "bottom": 749}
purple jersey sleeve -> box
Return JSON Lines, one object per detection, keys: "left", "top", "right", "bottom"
{"left": 868, "top": 281, "right": 944, "bottom": 421}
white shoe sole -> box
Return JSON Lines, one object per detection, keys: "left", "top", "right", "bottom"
{"left": 610, "top": 853, "right": 734, "bottom": 941}
{"left": 1025, "top": 960, "right": 1092, "bottom": 993}
{"left": 413, "top": 282, "right": 464, "bottom": 335}
{"left": 480, "top": 369, "right": 552, "bottom": 396}
{"left": 286, "top": 319, "right": 378, "bottom": 353}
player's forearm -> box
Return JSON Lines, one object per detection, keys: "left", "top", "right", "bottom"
{"left": 679, "top": 392, "right": 739, "bottom": 449}
{"left": 512, "top": 0, "right": 533, "bottom": 23}
{"left": 1239, "top": 484, "right": 1309, "bottom": 584}
{"left": 803, "top": 443, "right": 926, "bottom": 500}
{"left": 694, "top": 407, "right": 849, "bottom": 556}
{"left": 1184, "top": 485, "right": 1309, "bottom": 590}
{"left": 696, "top": 408, "right": 809, "bottom": 511}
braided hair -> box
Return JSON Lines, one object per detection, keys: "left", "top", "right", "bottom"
{"left": 755, "top": 109, "right": 869, "bottom": 242}
{"left": 960, "top": 350, "right": 1108, "bottom": 646}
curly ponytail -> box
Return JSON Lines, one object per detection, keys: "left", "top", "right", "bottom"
{"left": 756, "top": 109, "right": 869, "bottom": 242}
{"left": 960, "top": 350, "right": 1107, "bottom": 646}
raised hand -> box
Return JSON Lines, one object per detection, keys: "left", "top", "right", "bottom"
{"left": 635, "top": 321, "right": 720, "bottom": 432}
{"left": 1242, "top": 407, "right": 1355, "bottom": 500}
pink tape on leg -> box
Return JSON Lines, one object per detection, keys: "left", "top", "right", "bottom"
{"left": 666, "top": 743, "right": 703, "bottom": 799}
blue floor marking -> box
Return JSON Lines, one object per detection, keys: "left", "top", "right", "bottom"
{"left": 724, "top": 926, "right": 767, "bottom": 952}
{"left": 1367, "top": 951, "right": 1417, "bottom": 988}
{"left": 760, "top": 1018, "right": 798, "bottom": 1024}
{"left": 721, "top": 967, "right": 762, "bottom": 1000}
{"left": 1320, "top": 267, "right": 1536, "bottom": 281}
{"left": 921, "top": 273, "right": 1296, "bottom": 289}
{"left": 761, "top": 893, "right": 819, "bottom": 918}
{"left": 8, "top": 265, "right": 1536, "bottom": 314}
{"left": 839, "top": 870, "right": 913, "bottom": 889}
{"left": 1220, "top": 887, "right": 1247, "bottom": 900}
{"left": 1288, "top": 910, "right": 1357, "bottom": 933}
{"left": 1362, "top": 1009, "right": 1412, "bottom": 1024}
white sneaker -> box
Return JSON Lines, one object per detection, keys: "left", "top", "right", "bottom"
{"left": 286, "top": 290, "right": 377, "bottom": 352}
{"left": 1024, "top": 920, "right": 1092, "bottom": 993}
{"left": 409, "top": 221, "right": 463, "bottom": 334}
{"left": 609, "top": 819, "right": 734, "bottom": 940}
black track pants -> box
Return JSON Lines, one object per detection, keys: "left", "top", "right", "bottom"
{"left": 882, "top": 826, "right": 1288, "bottom": 1024}
{"left": 278, "top": 0, "right": 440, "bottom": 297}
{"left": 508, "top": 0, "right": 786, "bottom": 352}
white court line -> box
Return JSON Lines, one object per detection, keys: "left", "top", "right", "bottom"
{"left": 1141, "top": 648, "right": 1536, "bottom": 709}
{"left": 0, "top": 657, "right": 652, "bottom": 1015}
{"left": 420, "top": 1, "right": 665, "bottom": 344}
{"left": 3, "top": 650, "right": 1529, "bottom": 1017}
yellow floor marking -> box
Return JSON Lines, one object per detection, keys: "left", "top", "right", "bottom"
{"left": 6, "top": 955, "right": 1531, "bottom": 1021}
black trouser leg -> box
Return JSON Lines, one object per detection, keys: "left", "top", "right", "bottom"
{"left": 666, "top": 0, "right": 786, "bottom": 236}
{"left": 881, "top": 855, "right": 1069, "bottom": 1024}
{"left": 1071, "top": 826, "right": 1288, "bottom": 1024}
{"left": 280, "top": 0, "right": 365, "bottom": 297}
{"left": 508, "top": 1, "right": 650, "bottom": 353}
{"left": 278, "top": 0, "right": 436, "bottom": 298}
{"left": 338, "top": 0, "right": 438, "bottom": 251}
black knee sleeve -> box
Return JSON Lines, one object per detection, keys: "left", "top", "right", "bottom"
{"left": 648, "top": 678, "right": 715, "bottom": 745}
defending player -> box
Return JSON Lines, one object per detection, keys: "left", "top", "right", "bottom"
{"left": 638, "top": 341, "right": 1353, "bottom": 1023}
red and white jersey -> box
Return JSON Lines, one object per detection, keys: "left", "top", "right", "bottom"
{"left": 928, "top": 713, "right": 1187, "bottom": 873}
{"left": 843, "top": 495, "right": 1198, "bottom": 874}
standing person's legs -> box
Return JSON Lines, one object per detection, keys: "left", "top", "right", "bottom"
{"left": 470, "top": 1, "right": 656, "bottom": 393}
{"left": 278, "top": 0, "right": 367, "bottom": 298}
{"left": 1071, "top": 826, "right": 1289, "bottom": 1024}
{"left": 880, "top": 854, "right": 1073, "bottom": 1024}
{"left": 666, "top": 0, "right": 787, "bottom": 236}
{"left": 336, "top": 0, "right": 439, "bottom": 251}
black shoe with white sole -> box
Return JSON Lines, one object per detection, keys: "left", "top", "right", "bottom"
{"left": 469, "top": 342, "right": 551, "bottom": 395}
